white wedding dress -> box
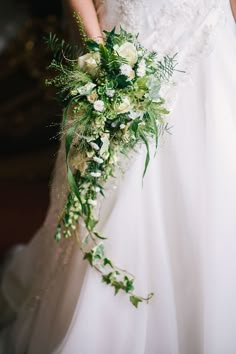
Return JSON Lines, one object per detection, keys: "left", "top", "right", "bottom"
{"left": 1, "top": 1, "right": 236, "bottom": 353}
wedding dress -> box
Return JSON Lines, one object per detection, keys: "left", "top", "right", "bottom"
{"left": 1, "top": 1, "right": 236, "bottom": 353}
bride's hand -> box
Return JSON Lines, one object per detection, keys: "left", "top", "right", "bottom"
{"left": 65, "top": 0, "right": 104, "bottom": 43}
{"left": 230, "top": 0, "right": 236, "bottom": 21}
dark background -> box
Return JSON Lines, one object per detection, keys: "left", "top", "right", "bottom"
{"left": 0, "top": 0, "right": 64, "bottom": 258}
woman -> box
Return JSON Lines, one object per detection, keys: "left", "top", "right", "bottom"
{"left": 0, "top": 0, "right": 236, "bottom": 353}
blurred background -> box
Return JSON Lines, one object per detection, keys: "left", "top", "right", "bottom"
{"left": 0, "top": 0, "right": 65, "bottom": 258}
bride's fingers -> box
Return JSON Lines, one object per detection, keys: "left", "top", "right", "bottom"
{"left": 230, "top": 0, "right": 236, "bottom": 21}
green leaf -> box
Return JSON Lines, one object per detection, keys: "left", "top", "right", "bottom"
{"left": 83, "top": 252, "right": 93, "bottom": 265}
{"left": 86, "top": 39, "right": 100, "bottom": 51}
{"left": 99, "top": 44, "right": 110, "bottom": 65}
{"left": 124, "top": 276, "right": 135, "bottom": 293}
{"left": 113, "top": 281, "right": 123, "bottom": 295}
{"left": 130, "top": 120, "right": 140, "bottom": 137}
{"left": 93, "top": 243, "right": 105, "bottom": 259}
{"left": 140, "top": 133, "right": 150, "bottom": 179}
{"left": 147, "top": 109, "right": 159, "bottom": 149}
{"left": 129, "top": 295, "right": 143, "bottom": 308}
{"left": 94, "top": 231, "right": 107, "bottom": 240}
{"left": 86, "top": 218, "right": 98, "bottom": 231}
{"left": 103, "top": 258, "right": 113, "bottom": 268}
{"left": 102, "top": 272, "right": 113, "bottom": 284}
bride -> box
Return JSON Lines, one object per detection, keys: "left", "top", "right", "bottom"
{"left": 1, "top": 0, "right": 236, "bottom": 353}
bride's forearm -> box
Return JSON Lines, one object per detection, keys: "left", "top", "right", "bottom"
{"left": 66, "top": 0, "right": 103, "bottom": 41}
{"left": 230, "top": 0, "right": 236, "bottom": 20}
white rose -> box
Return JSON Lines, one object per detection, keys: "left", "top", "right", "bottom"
{"left": 78, "top": 52, "right": 101, "bottom": 76}
{"left": 115, "top": 42, "right": 138, "bottom": 67}
{"left": 115, "top": 96, "right": 132, "bottom": 114}
{"left": 93, "top": 100, "right": 105, "bottom": 112}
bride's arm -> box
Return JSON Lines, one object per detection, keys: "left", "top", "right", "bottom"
{"left": 65, "top": 0, "right": 103, "bottom": 42}
{"left": 230, "top": 0, "right": 236, "bottom": 21}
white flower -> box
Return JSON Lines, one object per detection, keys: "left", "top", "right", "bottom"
{"left": 111, "top": 122, "right": 117, "bottom": 128}
{"left": 77, "top": 82, "right": 96, "bottom": 96}
{"left": 93, "top": 156, "right": 103, "bottom": 164}
{"left": 78, "top": 52, "right": 101, "bottom": 76}
{"left": 100, "top": 134, "right": 110, "bottom": 156}
{"left": 93, "top": 100, "right": 105, "bottom": 112}
{"left": 115, "top": 96, "right": 132, "bottom": 114}
{"left": 88, "top": 199, "right": 97, "bottom": 206}
{"left": 115, "top": 42, "right": 138, "bottom": 67}
{"left": 87, "top": 150, "right": 94, "bottom": 158}
{"left": 120, "top": 64, "right": 134, "bottom": 77}
{"left": 90, "top": 142, "right": 100, "bottom": 150}
{"left": 70, "top": 89, "right": 78, "bottom": 96}
{"left": 128, "top": 111, "right": 143, "bottom": 120}
{"left": 95, "top": 186, "right": 100, "bottom": 193}
{"left": 137, "top": 60, "right": 146, "bottom": 77}
{"left": 120, "top": 123, "right": 126, "bottom": 129}
{"left": 90, "top": 171, "right": 102, "bottom": 178}
{"left": 106, "top": 89, "right": 115, "bottom": 97}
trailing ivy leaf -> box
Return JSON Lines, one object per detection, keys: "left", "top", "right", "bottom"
{"left": 124, "top": 276, "right": 135, "bottom": 293}
{"left": 130, "top": 295, "right": 143, "bottom": 308}
{"left": 103, "top": 258, "right": 114, "bottom": 268}
{"left": 113, "top": 281, "right": 124, "bottom": 295}
{"left": 93, "top": 243, "right": 105, "bottom": 260}
{"left": 102, "top": 272, "right": 113, "bottom": 284}
{"left": 83, "top": 252, "right": 93, "bottom": 265}
{"left": 86, "top": 218, "right": 98, "bottom": 231}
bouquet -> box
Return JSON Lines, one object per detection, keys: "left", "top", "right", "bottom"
{"left": 46, "top": 20, "right": 177, "bottom": 307}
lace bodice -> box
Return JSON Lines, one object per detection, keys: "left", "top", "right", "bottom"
{"left": 95, "top": 0, "right": 226, "bottom": 96}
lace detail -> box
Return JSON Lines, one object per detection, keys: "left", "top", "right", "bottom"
{"left": 95, "top": 0, "right": 226, "bottom": 107}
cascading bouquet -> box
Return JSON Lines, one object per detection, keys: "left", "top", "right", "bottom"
{"left": 45, "top": 20, "right": 177, "bottom": 307}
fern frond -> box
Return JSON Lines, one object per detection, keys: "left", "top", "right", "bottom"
{"left": 156, "top": 54, "right": 178, "bottom": 81}
{"left": 44, "top": 33, "right": 79, "bottom": 62}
